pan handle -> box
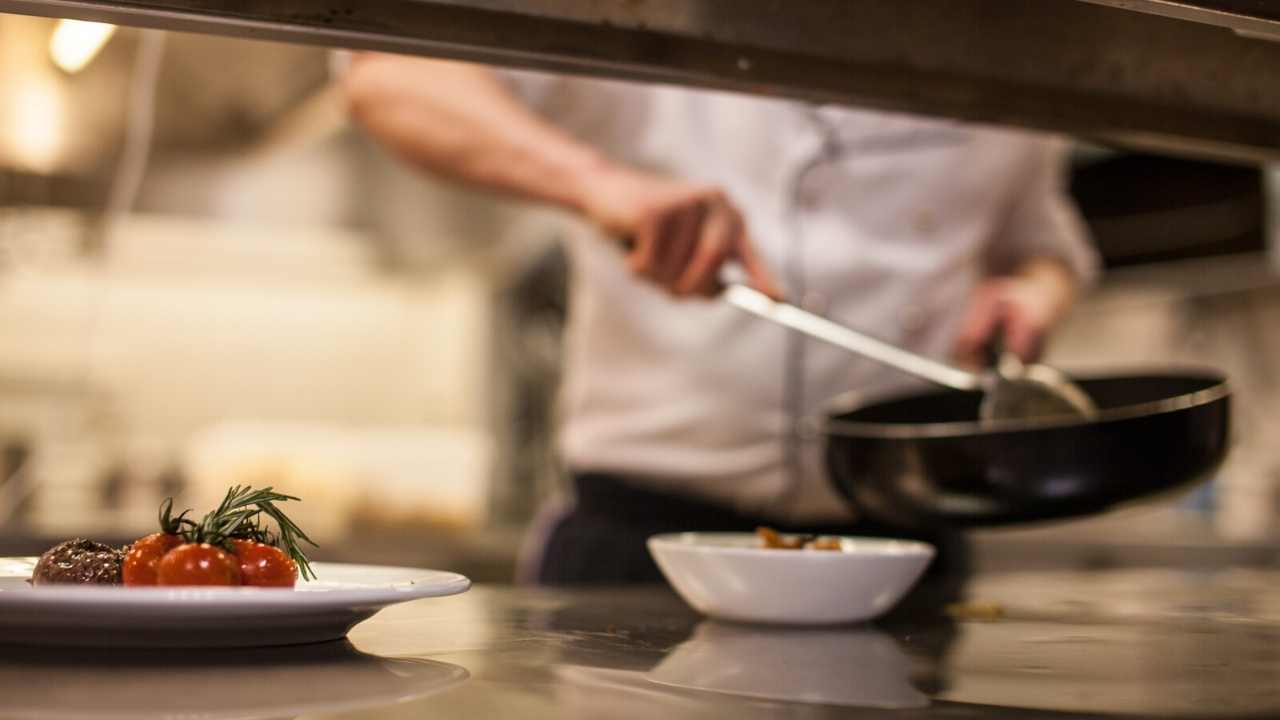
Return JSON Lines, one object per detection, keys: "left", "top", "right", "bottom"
{"left": 983, "top": 322, "right": 1026, "bottom": 379}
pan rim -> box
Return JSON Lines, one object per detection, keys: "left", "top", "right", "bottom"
{"left": 820, "top": 368, "right": 1229, "bottom": 440}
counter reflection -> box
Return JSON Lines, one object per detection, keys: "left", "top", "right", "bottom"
{"left": 0, "top": 640, "right": 468, "bottom": 720}
{"left": 648, "top": 621, "right": 928, "bottom": 709}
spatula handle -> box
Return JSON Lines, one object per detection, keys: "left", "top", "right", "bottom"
{"left": 724, "top": 284, "right": 982, "bottom": 392}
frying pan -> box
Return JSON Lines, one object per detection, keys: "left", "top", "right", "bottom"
{"left": 721, "top": 281, "right": 1230, "bottom": 526}
{"left": 822, "top": 370, "right": 1230, "bottom": 527}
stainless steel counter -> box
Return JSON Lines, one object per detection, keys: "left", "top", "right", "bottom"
{"left": 5, "top": 564, "right": 1280, "bottom": 719}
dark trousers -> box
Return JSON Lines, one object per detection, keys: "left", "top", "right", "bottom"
{"left": 536, "top": 473, "right": 968, "bottom": 585}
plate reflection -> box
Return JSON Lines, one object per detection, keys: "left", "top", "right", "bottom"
{"left": 0, "top": 639, "right": 468, "bottom": 720}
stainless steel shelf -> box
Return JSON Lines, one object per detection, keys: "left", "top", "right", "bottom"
{"left": 1081, "top": 0, "right": 1280, "bottom": 39}
{"left": 1, "top": 0, "right": 1278, "bottom": 164}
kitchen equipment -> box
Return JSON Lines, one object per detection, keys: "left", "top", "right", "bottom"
{"left": 724, "top": 284, "right": 1096, "bottom": 422}
{"left": 979, "top": 339, "right": 1098, "bottom": 421}
{"left": 0, "top": 642, "right": 469, "bottom": 720}
{"left": 3, "top": 1, "right": 1279, "bottom": 163}
{"left": 0, "top": 558, "right": 471, "bottom": 647}
{"left": 823, "top": 370, "right": 1230, "bottom": 527}
{"left": 646, "top": 532, "right": 934, "bottom": 625}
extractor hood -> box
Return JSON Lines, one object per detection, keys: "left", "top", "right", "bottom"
{"left": 1, "top": 0, "right": 1278, "bottom": 163}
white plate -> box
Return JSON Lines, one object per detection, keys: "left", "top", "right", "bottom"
{"left": 0, "top": 557, "right": 470, "bottom": 648}
{"left": 647, "top": 532, "right": 934, "bottom": 625}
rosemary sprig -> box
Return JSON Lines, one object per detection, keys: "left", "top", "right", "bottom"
{"left": 167, "top": 485, "right": 318, "bottom": 581}
{"left": 158, "top": 497, "right": 196, "bottom": 536}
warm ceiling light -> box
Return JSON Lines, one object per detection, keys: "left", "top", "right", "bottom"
{"left": 49, "top": 19, "right": 117, "bottom": 74}
{"left": 4, "top": 77, "right": 65, "bottom": 172}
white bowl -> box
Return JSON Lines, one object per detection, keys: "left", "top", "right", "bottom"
{"left": 647, "top": 532, "right": 934, "bottom": 625}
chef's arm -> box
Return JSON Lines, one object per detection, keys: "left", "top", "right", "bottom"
{"left": 953, "top": 139, "right": 1097, "bottom": 363}
{"left": 342, "top": 53, "right": 780, "bottom": 298}
{"left": 345, "top": 55, "right": 605, "bottom": 219}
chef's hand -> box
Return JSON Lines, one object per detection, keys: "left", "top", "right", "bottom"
{"left": 953, "top": 258, "right": 1078, "bottom": 365}
{"left": 579, "top": 166, "right": 783, "bottom": 299}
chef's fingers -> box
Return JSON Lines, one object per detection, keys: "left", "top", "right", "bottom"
{"left": 731, "top": 227, "right": 784, "bottom": 300}
{"left": 676, "top": 204, "right": 736, "bottom": 297}
{"left": 953, "top": 285, "right": 1002, "bottom": 364}
{"left": 696, "top": 209, "right": 742, "bottom": 297}
{"left": 652, "top": 200, "right": 707, "bottom": 291}
{"left": 626, "top": 209, "right": 671, "bottom": 279}
{"left": 1001, "top": 310, "right": 1046, "bottom": 362}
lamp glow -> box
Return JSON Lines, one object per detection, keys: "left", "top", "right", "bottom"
{"left": 49, "top": 19, "right": 116, "bottom": 74}
{"left": 4, "top": 78, "right": 64, "bottom": 172}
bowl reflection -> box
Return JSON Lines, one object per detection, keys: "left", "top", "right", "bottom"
{"left": 0, "top": 639, "right": 468, "bottom": 720}
{"left": 647, "top": 620, "right": 928, "bottom": 709}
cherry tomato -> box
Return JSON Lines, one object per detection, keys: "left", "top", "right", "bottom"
{"left": 231, "top": 539, "right": 297, "bottom": 588}
{"left": 122, "top": 532, "right": 183, "bottom": 586}
{"left": 156, "top": 543, "right": 242, "bottom": 586}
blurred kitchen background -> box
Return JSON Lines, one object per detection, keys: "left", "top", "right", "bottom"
{"left": 0, "top": 16, "right": 1277, "bottom": 580}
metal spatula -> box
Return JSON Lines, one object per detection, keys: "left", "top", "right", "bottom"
{"left": 723, "top": 284, "right": 1095, "bottom": 422}
{"left": 977, "top": 335, "right": 1097, "bottom": 422}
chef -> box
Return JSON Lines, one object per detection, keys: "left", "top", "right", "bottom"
{"left": 342, "top": 54, "right": 1099, "bottom": 584}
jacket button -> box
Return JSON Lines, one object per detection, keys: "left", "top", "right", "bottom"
{"left": 901, "top": 302, "right": 928, "bottom": 332}
{"left": 801, "top": 291, "right": 829, "bottom": 315}
{"left": 915, "top": 210, "right": 937, "bottom": 234}
{"left": 796, "top": 181, "right": 822, "bottom": 210}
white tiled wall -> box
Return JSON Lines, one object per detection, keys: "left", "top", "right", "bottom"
{"left": 0, "top": 208, "right": 496, "bottom": 538}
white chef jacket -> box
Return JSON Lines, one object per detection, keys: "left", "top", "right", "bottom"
{"left": 498, "top": 71, "right": 1098, "bottom": 524}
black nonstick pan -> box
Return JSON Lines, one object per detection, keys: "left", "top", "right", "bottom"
{"left": 823, "top": 370, "right": 1230, "bottom": 528}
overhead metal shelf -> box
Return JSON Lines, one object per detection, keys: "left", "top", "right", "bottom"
{"left": 1, "top": 0, "right": 1278, "bottom": 163}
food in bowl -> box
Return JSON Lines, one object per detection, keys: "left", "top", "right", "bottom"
{"left": 755, "top": 526, "right": 842, "bottom": 551}
{"left": 31, "top": 485, "right": 315, "bottom": 588}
